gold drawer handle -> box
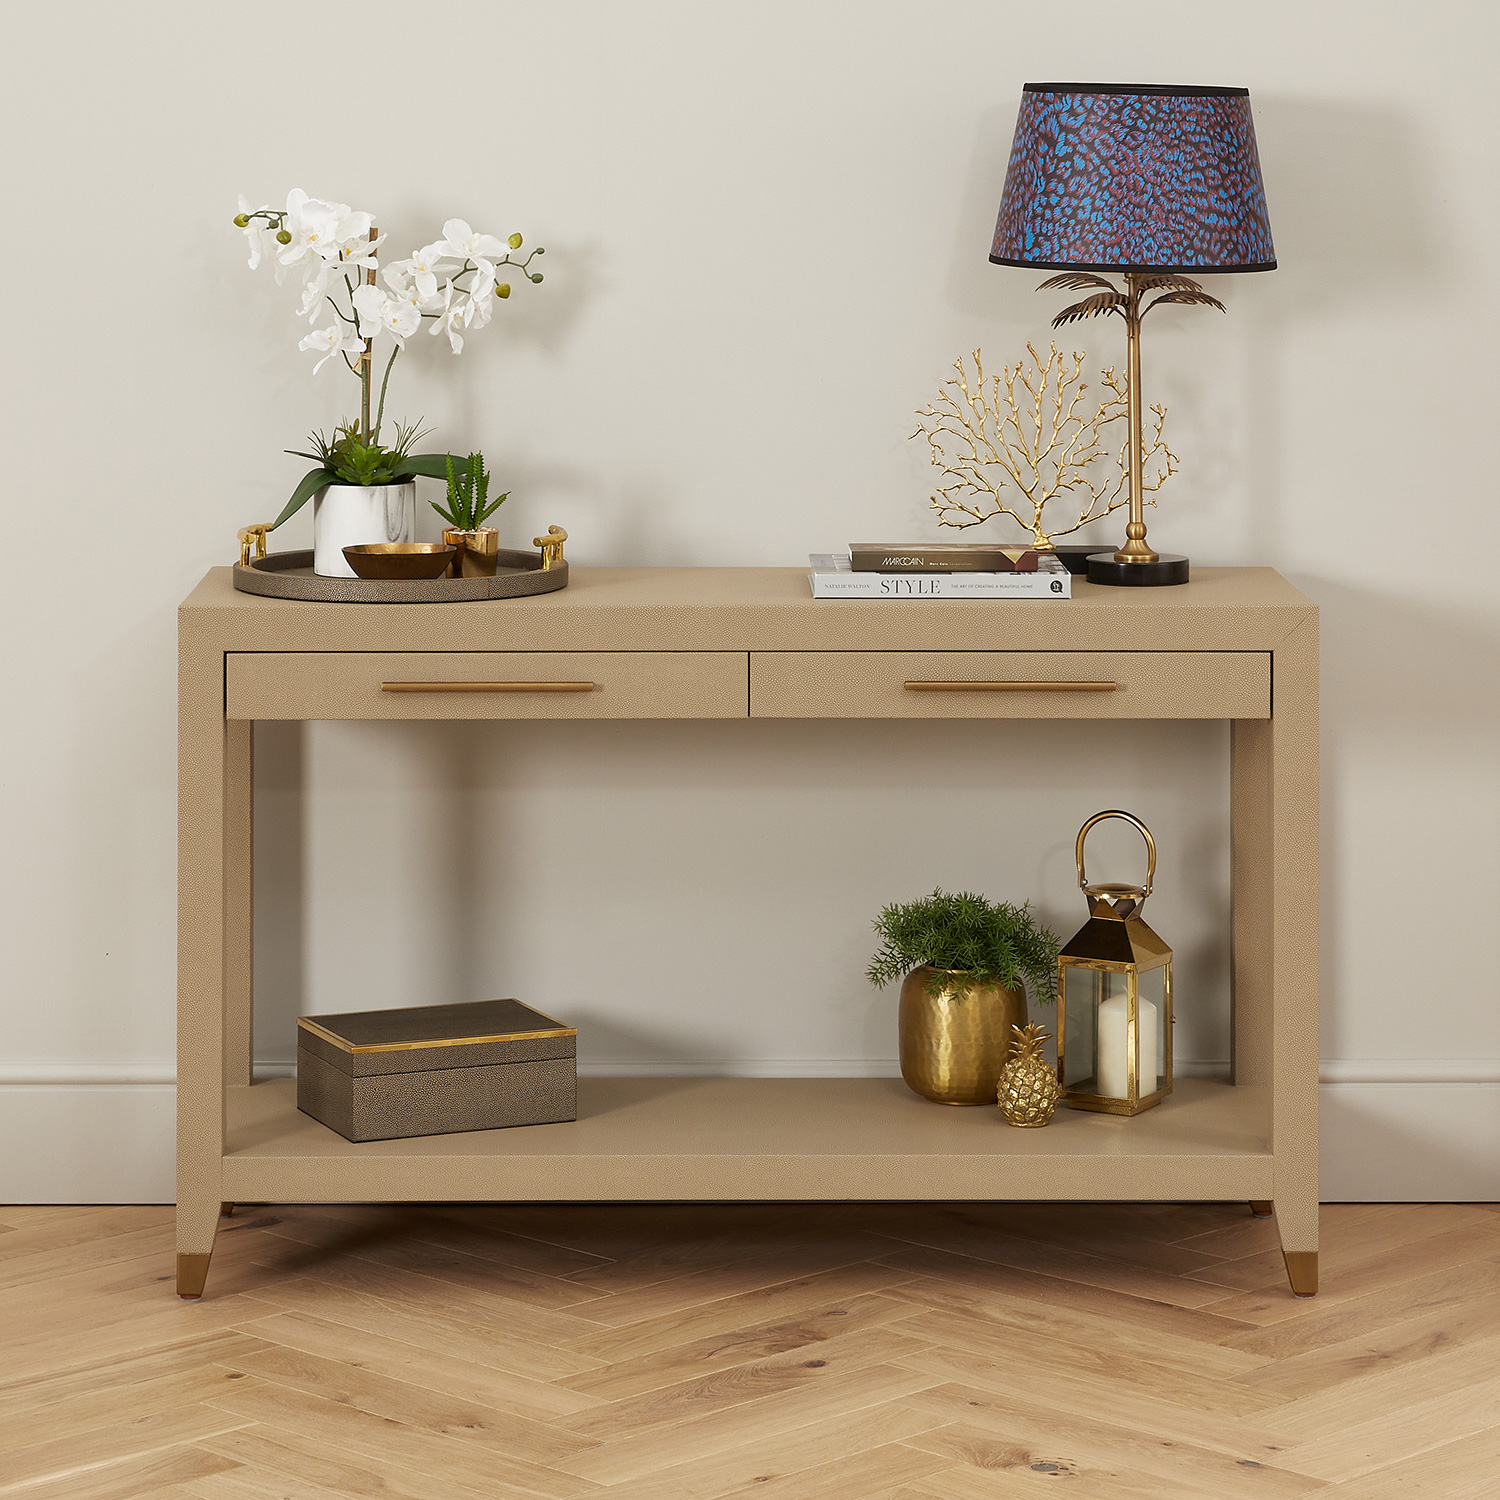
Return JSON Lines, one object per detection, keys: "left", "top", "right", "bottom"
{"left": 382, "top": 681, "right": 597, "bottom": 694}
{"left": 903, "top": 680, "right": 1118, "bottom": 693}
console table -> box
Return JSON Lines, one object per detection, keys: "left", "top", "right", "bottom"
{"left": 178, "top": 565, "right": 1318, "bottom": 1298}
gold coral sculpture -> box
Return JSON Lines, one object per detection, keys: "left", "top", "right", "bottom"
{"left": 912, "top": 342, "right": 1177, "bottom": 549}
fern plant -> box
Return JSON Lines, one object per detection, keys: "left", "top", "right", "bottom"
{"left": 867, "top": 888, "right": 1059, "bottom": 1002}
{"left": 432, "top": 452, "right": 508, "bottom": 532}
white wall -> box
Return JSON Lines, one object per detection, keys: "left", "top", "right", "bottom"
{"left": 3, "top": 0, "right": 1496, "bottom": 1202}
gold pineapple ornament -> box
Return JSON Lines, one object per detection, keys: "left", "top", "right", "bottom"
{"left": 997, "top": 1023, "right": 1062, "bottom": 1127}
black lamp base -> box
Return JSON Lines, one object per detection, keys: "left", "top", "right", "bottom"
{"left": 1086, "top": 552, "right": 1190, "bottom": 587}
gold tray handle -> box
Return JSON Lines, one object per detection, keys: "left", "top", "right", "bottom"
{"left": 534, "top": 525, "right": 567, "bottom": 571}
{"left": 238, "top": 524, "right": 272, "bottom": 567}
{"left": 1076, "top": 808, "right": 1156, "bottom": 897}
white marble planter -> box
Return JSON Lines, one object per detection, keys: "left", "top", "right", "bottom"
{"left": 312, "top": 482, "right": 417, "bottom": 577}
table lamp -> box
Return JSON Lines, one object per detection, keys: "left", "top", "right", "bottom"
{"left": 990, "top": 84, "right": 1275, "bottom": 586}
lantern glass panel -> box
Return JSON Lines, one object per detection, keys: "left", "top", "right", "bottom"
{"left": 1062, "top": 966, "right": 1128, "bottom": 1093}
{"left": 1137, "top": 964, "right": 1167, "bottom": 1094}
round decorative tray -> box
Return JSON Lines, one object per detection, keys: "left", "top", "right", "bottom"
{"left": 233, "top": 548, "right": 568, "bottom": 603}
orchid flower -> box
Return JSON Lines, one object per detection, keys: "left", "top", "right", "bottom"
{"left": 299, "top": 323, "right": 365, "bottom": 375}
{"left": 297, "top": 260, "right": 341, "bottom": 322}
{"left": 280, "top": 192, "right": 377, "bottom": 272}
{"left": 432, "top": 285, "right": 470, "bottom": 353}
{"left": 386, "top": 279, "right": 432, "bottom": 329}
{"left": 352, "top": 283, "right": 420, "bottom": 342}
{"left": 387, "top": 243, "right": 454, "bottom": 302}
{"left": 434, "top": 219, "right": 509, "bottom": 270}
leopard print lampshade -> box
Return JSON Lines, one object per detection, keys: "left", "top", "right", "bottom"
{"left": 990, "top": 83, "right": 1275, "bottom": 274}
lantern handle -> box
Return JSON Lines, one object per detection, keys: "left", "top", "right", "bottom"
{"left": 1076, "top": 809, "right": 1156, "bottom": 897}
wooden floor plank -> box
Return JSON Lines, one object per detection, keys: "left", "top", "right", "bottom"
{"left": 707, "top": 1440, "right": 950, "bottom": 1499}
{"left": 255, "top": 1222, "right": 610, "bottom": 1314}
{"left": 882, "top": 1276, "right": 1271, "bottom": 1380}
{"left": 0, "top": 1367, "right": 258, "bottom": 1458}
{"left": 1258, "top": 1334, "right": 1500, "bottom": 1450}
{"left": 1232, "top": 1279, "right": 1500, "bottom": 1401}
{"left": 250, "top": 1246, "right": 611, "bottom": 1344}
{"left": 1218, "top": 1256, "right": 1500, "bottom": 1361}
{"left": 1171, "top": 1204, "right": 1423, "bottom": 1265}
{"left": 201, "top": 1380, "right": 599, "bottom": 1500}
{"left": 890, "top": 1345, "right": 1286, "bottom": 1466}
{"left": 1270, "top": 1370, "right": 1500, "bottom": 1483}
{"left": 869, "top": 1217, "right": 1233, "bottom": 1309}
{"left": 0, "top": 1445, "right": 240, "bottom": 1500}
{"left": 230, "top": 1309, "right": 604, "bottom": 1421}
{"left": 885, "top": 1305, "right": 1288, "bottom": 1420}
{"left": 584, "top": 1401, "right": 945, "bottom": 1500}
{"left": 901, "top": 1383, "right": 1325, "bottom": 1497}
{"left": 872, "top": 1243, "right": 1260, "bottom": 1344}
{"left": 555, "top": 1325, "right": 929, "bottom": 1441}
{"left": 901, "top": 1423, "right": 1212, "bottom": 1499}
{"left": 1320, "top": 1423, "right": 1500, "bottom": 1500}
{"left": 554, "top": 1363, "right": 936, "bottom": 1485}
{"left": 1200, "top": 1220, "right": 1500, "bottom": 1325}
{"left": 180, "top": 1469, "right": 352, "bottom": 1500}
{"left": 0, "top": 1404, "right": 253, "bottom": 1492}
{"left": 217, "top": 1343, "right": 601, "bottom": 1467}
{"left": 902, "top": 1202, "right": 1232, "bottom": 1278}
{"left": 562, "top": 1261, "right": 916, "bottom": 1363}
{"left": 0, "top": 1330, "right": 272, "bottom": 1411}
{"left": 0, "top": 1294, "right": 293, "bottom": 1388}
{"left": 259, "top": 1204, "right": 613, "bottom": 1283}
{"left": 572, "top": 1235, "right": 893, "bottom": 1328}
{"left": 195, "top": 1425, "right": 554, "bottom": 1500}
{"left": 1186, "top": 1204, "right": 1500, "bottom": 1292}
{"left": 0, "top": 1207, "right": 176, "bottom": 1273}
{"left": 559, "top": 1291, "right": 912, "bottom": 1401}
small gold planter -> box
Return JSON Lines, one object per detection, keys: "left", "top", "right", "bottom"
{"left": 898, "top": 966, "right": 1028, "bottom": 1106}
{"left": 443, "top": 527, "right": 500, "bottom": 578}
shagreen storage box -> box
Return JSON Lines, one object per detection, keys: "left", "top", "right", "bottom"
{"left": 297, "top": 999, "right": 577, "bottom": 1143}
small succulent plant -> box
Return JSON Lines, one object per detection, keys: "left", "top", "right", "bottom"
{"left": 432, "top": 452, "right": 508, "bottom": 532}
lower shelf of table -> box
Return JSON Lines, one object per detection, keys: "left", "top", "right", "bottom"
{"left": 221, "top": 1076, "right": 1272, "bottom": 1202}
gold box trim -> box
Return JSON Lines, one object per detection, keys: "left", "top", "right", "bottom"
{"left": 297, "top": 1011, "right": 577, "bottom": 1055}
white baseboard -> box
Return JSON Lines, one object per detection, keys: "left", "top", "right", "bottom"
{"left": 2, "top": 1064, "right": 1496, "bottom": 1204}
{"left": 0, "top": 1086, "right": 177, "bottom": 1204}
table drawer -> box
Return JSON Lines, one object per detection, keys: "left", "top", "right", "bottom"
{"left": 227, "top": 652, "right": 748, "bottom": 720}
{"left": 750, "top": 651, "right": 1269, "bottom": 719}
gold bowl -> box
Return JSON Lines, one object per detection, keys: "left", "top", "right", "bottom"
{"left": 343, "top": 543, "right": 457, "bottom": 580}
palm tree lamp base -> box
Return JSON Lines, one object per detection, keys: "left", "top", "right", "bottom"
{"left": 1086, "top": 552, "right": 1190, "bottom": 587}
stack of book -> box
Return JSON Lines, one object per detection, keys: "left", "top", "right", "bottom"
{"left": 808, "top": 543, "right": 1071, "bottom": 599}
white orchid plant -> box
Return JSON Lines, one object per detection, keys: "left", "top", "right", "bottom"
{"left": 233, "top": 188, "right": 544, "bottom": 528}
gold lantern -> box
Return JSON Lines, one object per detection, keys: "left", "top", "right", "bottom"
{"left": 1057, "top": 811, "right": 1173, "bottom": 1116}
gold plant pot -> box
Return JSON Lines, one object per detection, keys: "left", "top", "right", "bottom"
{"left": 899, "top": 966, "right": 1028, "bottom": 1106}
{"left": 443, "top": 527, "right": 500, "bottom": 578}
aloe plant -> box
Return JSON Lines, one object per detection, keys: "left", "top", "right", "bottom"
{"left": 431, "top": 453, "right": 508, "bottom": 532}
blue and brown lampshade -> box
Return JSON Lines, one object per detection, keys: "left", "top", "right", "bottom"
{"left": 991, "top": 84, "right": 1275, "bottom": 274}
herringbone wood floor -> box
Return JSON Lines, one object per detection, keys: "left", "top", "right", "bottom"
{"left": 2, "top": 1202, "right": 1499, "bottom": 1498}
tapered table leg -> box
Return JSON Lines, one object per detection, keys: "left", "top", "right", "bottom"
{"left": 178, "top": 636, "right": 232, "bottom": 1302}
{"left": 1249, "top": 1201, "right": 1273, "bottom": 1218}
{"left": 175, "top": 1190, "right": 222, "bottom": 1299}
{"left": 1284, "top": 1250, "right": 1318, "bottom": 1298}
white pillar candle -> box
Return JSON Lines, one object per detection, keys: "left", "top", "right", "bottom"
{"left": 1096, "top": 991, "right": 1157, "bottom": 1099}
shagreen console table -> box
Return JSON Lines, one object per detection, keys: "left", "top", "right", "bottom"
{"left": 178, "top": 566, "right": 1318, "bottom": 1299}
